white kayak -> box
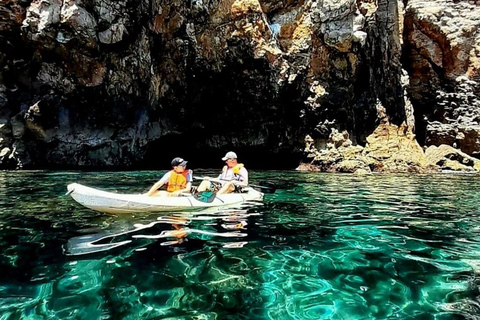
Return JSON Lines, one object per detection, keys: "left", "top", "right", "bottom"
{"left": 66, "top": 183, "right": 263, "bottom": 214}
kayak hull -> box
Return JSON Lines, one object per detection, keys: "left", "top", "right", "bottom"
{"left": 67, "top": 183, "right": 263, "bottom": 214}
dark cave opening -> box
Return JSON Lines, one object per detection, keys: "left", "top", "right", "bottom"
{"left": 142, "top": 133, "right": 302, "bottom": 170}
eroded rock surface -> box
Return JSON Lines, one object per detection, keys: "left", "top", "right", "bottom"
{"left": 404, "top": 0, "right": 480, "bottom": 157}
{"left": 0, "top": 0, "right": 479, "bottom": 172}
{"left": 302, "top": 121, "right": 439, "bottom": 174}
{"left": 300, "top": 0, "right": 480, "bottom": 173}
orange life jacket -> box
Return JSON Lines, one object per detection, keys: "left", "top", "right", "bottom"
{"left": 166, "top": 170, "right": 189, "bottom": 192}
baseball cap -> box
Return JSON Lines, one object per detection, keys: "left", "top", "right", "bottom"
{"left": 222, "top": 151, "right": 238, "bottom": 161}
{"left": 171, "top": 157, "right": 188, "bottom": 167}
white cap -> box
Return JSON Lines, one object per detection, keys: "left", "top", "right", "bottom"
{"left": 222, "top": 151, "right": 238, "bottom": 161}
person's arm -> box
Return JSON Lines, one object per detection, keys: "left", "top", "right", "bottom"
{"left": 237, "top": 168, "right": 248, "bottom": 187}
{"left": 218, "top": 166, "right": 229, "bottom": 181}
{"left": 172, "top": 181, "right": 192, "bottom": 195}
{"left": 145, "top": 172, "right": 169, "bottom": 196}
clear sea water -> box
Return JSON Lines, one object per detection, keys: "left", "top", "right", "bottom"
{"left": 1, "top": 170, "right": 480, "bottom": 319}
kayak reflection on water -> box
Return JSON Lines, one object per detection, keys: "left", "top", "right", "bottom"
{"left": 64, "top": 208, "right": 258, "bottom": 256}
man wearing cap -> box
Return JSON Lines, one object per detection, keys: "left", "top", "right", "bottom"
{"left": 197, "top": 151, "right": 249, "bottom": 194}
{"left": 145, "top": 157, "right": 193, "bottom": 196}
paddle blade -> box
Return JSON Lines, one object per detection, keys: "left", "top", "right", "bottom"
{"left": 252, "top": 186, "right": 276, "bottom": 194}
{"left": 251, "top": 182, "right": 277, "bottom": 194}
{"left": 193, "top": 191, "right": 216, "bottom": 203}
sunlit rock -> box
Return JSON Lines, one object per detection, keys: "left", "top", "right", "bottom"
{"left": 362, "top": 123, "right": 432, "bottom": 173}
{"left": 425, "top": 144, "right": 480, "bottom": 172}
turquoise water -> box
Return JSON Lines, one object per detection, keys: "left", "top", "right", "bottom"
{"left": 1, "top": 171, "right": 480, "bottom": 319}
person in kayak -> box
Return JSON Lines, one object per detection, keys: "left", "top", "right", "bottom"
{"left": 196, "top": 151, "right": 248, "bottom": 194}
{"left": 145, "top": 157, "right": 193, "bottom": 196}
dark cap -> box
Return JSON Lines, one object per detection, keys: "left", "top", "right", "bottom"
{"left": 171, "top": 157, "right": 188, "bottom": 167}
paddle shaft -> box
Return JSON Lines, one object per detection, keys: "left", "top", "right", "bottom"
{"left": 193, "top": 176, "right": 276, "bottom": 193}
{"left": 194, "top": 176, "right": 246, "bottom": 186}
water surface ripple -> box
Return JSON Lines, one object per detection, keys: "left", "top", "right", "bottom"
{"left": 1, "top": 171, "right": 480, "bottom": 319}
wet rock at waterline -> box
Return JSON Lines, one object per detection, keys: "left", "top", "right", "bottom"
{"left": 299, "top": 122, "right": 480, "bottom": 173}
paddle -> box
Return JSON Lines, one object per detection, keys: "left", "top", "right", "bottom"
{"left": 250, "top": 182, "right": 277, "bottom": 194}
{"left": 193, "top": 176, "right": 277, "bottom": 194}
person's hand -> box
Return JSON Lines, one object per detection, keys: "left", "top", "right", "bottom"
{"left": 170, "top": 190, "right": 181, "bottom": 197}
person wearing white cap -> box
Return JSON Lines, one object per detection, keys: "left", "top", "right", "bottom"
{"left": 197, "top": 151, "right": 248, "bottom": 194}
{"left": 145, "top": 157, "right": 193, "bottom": 196}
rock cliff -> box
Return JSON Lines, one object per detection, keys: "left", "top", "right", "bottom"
{"left": 0, "top": 0, "right": 479, "bottom": 171}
